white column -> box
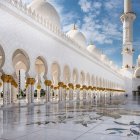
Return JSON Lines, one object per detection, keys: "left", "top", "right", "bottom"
{"left": 63, "top": 86, "right": 67, "bottom": 101}
{"left": 3, "top": 82, "right": 8, "bottom": 106}
{"left": 44, "top": 80, "right": 52, "bottom": 103}
{"left": 37, "top": 89, "right": 41, "bottom": 101}
{"left": 76, "top": 84, "right": 80, "bottom": 101}
{"left": 68, "top": 84, "right": 74, "bottom": 101}
{"left": 37, "top": 74, "right": 41, "bottom": 101}
{"left": 124, "top": 0, "right": 131, "bottom": 13}
{"left": 2, "top": 75, "right": 13, "bottom": 106}
{"left": 26, "top": 78, "right": 35, "bottom": 104}
{"left": 0, "top": 82, "right": 2, "bottom": 100}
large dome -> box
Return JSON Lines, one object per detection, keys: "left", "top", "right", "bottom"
{"left": 67, "top": 26, "right": 87, "bottom": 47}
{"left": 135, "top": 67, "right": 140, "bottom": 78}
{"left": 28, "top": 0, "right": 61, "bottom": 28}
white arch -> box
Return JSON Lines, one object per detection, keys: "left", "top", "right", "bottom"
{"left": 35, "top": 56, "right": 48, "bottom": 78}
{"left": 91, "top": 75, "right": 94, "bottom": 86}
{"left": 12, "top": 49, "right": 30, "bottom": 73}
{"left": 51, "top": 61, "right": 61, "bottom": 86}
{"left": 63, "top": 65, "right": 71, "bottom": 84}
{"left": 80, "top": 71, "right": 85, "bottom": 85}
{"left": 72, "top": 68, "right": 79, "bottom": 84}
{"left": 0, "top": 44, "right": 5, "bottom": 69}
{"left": 86, "top": 73, "right": 90, "bottom": 86}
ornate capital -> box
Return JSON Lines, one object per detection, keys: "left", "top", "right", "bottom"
{"left": 82, "top": 85, "right": 87, "bottom": 89}
{"left": 68, "top": 83, "right": 74, "bottom": 89}
{"left": 63, "top": 84, "right": 67, "bottom": 89}
{"left": 76, "top": 84, "right": 81, "bottom": 89}
{"left": 58, "top": 82, "right": 64, "bottom": 87}
{"left": 44, "top": 80, "right": 52, "bottom": 86}
{"left": 1, "top": 74, "right": 13, "bottom": 83}
{"left": 26, "top": 78, "right": 35, "bottom": 85}
{"left": 11, "top": 79, "right": 18, "bottom": 88}
{"left": 0, "top": 82, "right": 2, "bottom": 87}
{"left": 54, "top": 86, "right": 59, "bottom": 90}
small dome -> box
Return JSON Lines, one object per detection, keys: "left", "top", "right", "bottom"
{"left": 135, "top": 67, "right": 140, "bottom": 78}
{"left": 28, "top": 0, "right": 61, "bottom": 28}
{"left": 67, "top": 25, "right": 87, "bottom": 47}
{"left": 87, "top": 44, "right": 96, "bottom": 53}
{"left": 101, "top": 54, "right": 107, "bottom": 60}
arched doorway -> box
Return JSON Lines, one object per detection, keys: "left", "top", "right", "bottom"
{"left": 51, "top": 62, "right": 61, "bottom": 86}
{"left": 35, "top": 56, "right": 47, "bottom": 101}
{"left": 72, "top": 68, "right": 78, "bottom": 85}
{"left": 0, "top": 45, "right": 5, "bottom": 104}
{"left": 80, "top": 71, "right": 85, "bottom": 85}
{"left": 51, "top": 62, "right": 61, "bottom": 101}
{"left": 63, "top": 65, "right": 71, "bottom": 84}
{"left": 12, "top": 49, "right": 30, "bottom": 103}
{"left": 86, "top": 73, "right": 90, "bottom": 86}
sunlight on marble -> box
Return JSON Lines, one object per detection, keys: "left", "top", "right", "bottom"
{"left": 0, "top": 96, "right": 140, "bottom": 140}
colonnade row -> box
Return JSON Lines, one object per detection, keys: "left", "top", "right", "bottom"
{"left": 0, "top": 75, "right": 125, "bottom": 106}
{"left": 0, "top": 47, "right": 125, "bottom": 106}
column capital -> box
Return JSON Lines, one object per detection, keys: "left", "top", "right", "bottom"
{"left": 26, "top": 78, "right": 36, "bottom": 85}
{"left": 1, "top": 74, "right": 13, "bottom": 83}
{"left": 44, "top": 80, "right": 52, "bottom": 86}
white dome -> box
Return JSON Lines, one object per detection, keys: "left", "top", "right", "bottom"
{"left": 87, "top": 44, "right": 96, "bottom": 53}
{"left": 101, "top": 54, "right": 107, "bottom": 61}
{"left": 67, "top": 27, "right": 87, "bottom": 47}
{"left": 135, "top": 67, "right": 140, "bottom": 78}
{"left": 28, "top": 0, "right": 61, "bottom": 28}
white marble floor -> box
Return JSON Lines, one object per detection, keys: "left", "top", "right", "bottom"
{"left": 0, "top": 96, "right": 140, "bottom": 140}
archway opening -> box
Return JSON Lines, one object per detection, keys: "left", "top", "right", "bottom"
{"left": 86, "top": 73, "right": 90, "bottom": 86}
{"left": 12, "top": 49, "right": 30, "bottom": 101}
{"left": 35, "top": 56, "right": 47, "bottom": 99}
{"left": 73, "top": 69, "right": 78, "bottom": 85}
{"left": 0, "top": 45, "right": 5, "bottom": 102}
{"left": 63, "top": 65, "right": 71, "bottom": 84}
{"left": 51, "top": 62, "right": 60, "bottom": 86}
{"left": 80, "top": 71, "right": 85, "bottom": 85}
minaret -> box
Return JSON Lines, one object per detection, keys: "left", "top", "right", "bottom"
{"left": 121, "top": 0, "right": 136, "bottom": 71}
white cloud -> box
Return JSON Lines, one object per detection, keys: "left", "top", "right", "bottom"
{"left": 92, "top": 2, "right": 102, "bottom": 9}
{"left": 23, "top": 0, "right": 123, "bottom": 48}
{"left": 104, "top": 47, "right": 118, "bottom": 55}
{"left": 78, "top": 0, "right": 92, "bottom": 13}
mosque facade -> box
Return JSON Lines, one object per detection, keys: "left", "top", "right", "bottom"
{"left": 0, "top": 0, "right": 139, "bottom": 107}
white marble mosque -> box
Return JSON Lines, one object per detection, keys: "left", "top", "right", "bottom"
{"left": 0, "top": 0, "right": 140, "bottom": 140}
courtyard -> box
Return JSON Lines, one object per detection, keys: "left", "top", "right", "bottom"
{"left": 0, "top": 95, "right": 140, "bottom": 140}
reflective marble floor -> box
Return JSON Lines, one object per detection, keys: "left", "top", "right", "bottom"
{"left": 0, "top": 96, "right": 140, "bottom": 140}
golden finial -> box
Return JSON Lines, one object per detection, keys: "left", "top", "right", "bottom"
{"left": 73, "top": 24, "right": 77, "bottom": 30}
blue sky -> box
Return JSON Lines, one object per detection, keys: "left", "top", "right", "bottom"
{"left": 23, "top": 0, "right": 140, "bottom": 67}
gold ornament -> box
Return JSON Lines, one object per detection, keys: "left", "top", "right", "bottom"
{"left": 58, "top": 82, "right": 64, "bottom": 87}
{"left": 26, "top": 78, "right": 35, "bottom": 85}
{"left": 76, "top": 84, "right": 81, "bottom": 89}
{"left": 1, "top": 74, "right": 13, "bottom": 83}
{"left": 37, "top": 84, "right": 41, "bottom": 89}
{"left": 44, "top": 80, "right": 52, "bottom": 86}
